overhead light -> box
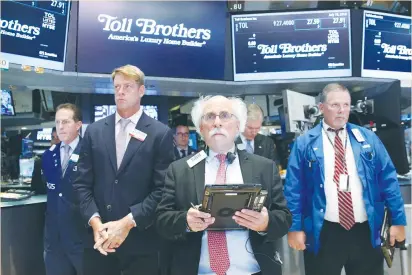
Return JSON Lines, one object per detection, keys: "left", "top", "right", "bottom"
{"left": 21, "top": 127, "right": 27, "bottom": 130}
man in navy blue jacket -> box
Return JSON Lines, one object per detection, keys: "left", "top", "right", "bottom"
{"left": 284, "top": 83, "right": 406, "bottom": 275}
{"left": 73, "top": 65, "right": 174, "bottom": 275}
{"left": 42, "top": 103, "right": 84, "bottom": 275}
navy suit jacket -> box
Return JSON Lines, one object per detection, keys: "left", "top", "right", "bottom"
{"left": 42, "top": 138, "right": 84, "bottom": 251}
{"left": 73, "top": 112, "right": 175, "bottom": 254}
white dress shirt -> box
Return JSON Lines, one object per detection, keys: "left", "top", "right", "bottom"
{"left": 176, "top": 146, "right": 189, "bottom": 157}
{"left": 322, "top": 121, "right": 368, "bottom": 223}
{"left": 60, "top": 136, "right": 80, "bottom": 168}
{"left": 240, "top": 134, "right": 254, "bottom": 152}
{"left": 198, "top": 147, "right": 260, "bottom": 275}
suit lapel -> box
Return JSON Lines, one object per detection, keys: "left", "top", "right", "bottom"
{"left": 253, "top": 135, "right": 263, "bottom": 155}
{"left": 238, "top": 150, "right": 253, "bottom": 184}
{"left": 62, "top": 139, "right": 81, "bottom": 180}
{"left": 117, "top": 113, "right": 150, "bottom": 175}
{"left": 52, "top": 143, "right": 62, "bottom": 176}
{"left": 193, "top": 159, "right": 206, "bottom": 204}
{"left": 308, "top": 125, "right": 325, "bottom": 183}
{"left": 104, "top": 115, "right": 117, "bottom": 173}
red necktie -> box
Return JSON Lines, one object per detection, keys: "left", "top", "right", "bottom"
{"left": 329, "top": 128, "right": 355, "bottom": 230}
{"left": 208, "top": 154, "right": 230, "bottom": 275}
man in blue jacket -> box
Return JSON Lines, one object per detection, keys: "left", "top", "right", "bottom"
{"left": 284, "top": 83, "right": 406, "bottom": 275}
{"left": 42, "top": 103, "right": 83, "bottom": 275}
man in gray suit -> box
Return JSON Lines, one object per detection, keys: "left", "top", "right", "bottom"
{"left": 237, "top": 103, "right": 280, "bottom": 167}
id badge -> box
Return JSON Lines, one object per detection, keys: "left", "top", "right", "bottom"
{"left": 339, "top": 174, "right": 350, "bottom": 192}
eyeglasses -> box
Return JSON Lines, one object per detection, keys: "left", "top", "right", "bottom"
{"left": 202, "top": 111, "right": 235, "bottom": 123}
{"left": 176, "top": 132, "right": 189, "bottom": 138}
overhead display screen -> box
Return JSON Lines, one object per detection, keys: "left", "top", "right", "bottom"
{"left": 77, "top": 1, "right": 226, "bottom": 80}
{"left": 362, "top": 11, "right": 411, "bottom": 81}
{"left": 232, "top": 10, "right": 352, "bottom": 81}
{"left": 0, "top": 0, "right": 71, "bottom": 71}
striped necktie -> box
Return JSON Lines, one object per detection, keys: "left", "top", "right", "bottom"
{"left": 328, "top": 128, "right": 355, "bottom": 230}
{"left": 208, "top": 154, "right": 230, "bottom": 275}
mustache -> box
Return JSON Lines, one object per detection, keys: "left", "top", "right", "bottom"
{"left": 209, "top": 128, "right": 228, "bottom": 138}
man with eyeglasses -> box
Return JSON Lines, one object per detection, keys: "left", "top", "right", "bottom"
{"left": 285, "top": 83, "right": 406, "bottom": 275}
{"left": 42, "top": 103, "right": 84, "bottom": 275}
{"left": 156, "top": 95, "right": 291, "bottom": 275}
{"left": 173, "top": 124, "right": 196, "bottom": 159}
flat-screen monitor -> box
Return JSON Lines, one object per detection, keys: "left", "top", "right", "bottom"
{"left": 188, "top": 131, "right": 198, "bottom": 151}
{"left": 36, "top": 128, "right": 52, "bottom": 141}
{"left": 0, "top": 0, "right": 71, "bottom": 71}
{"left": 21, "top": 138, "right": 34, "bottom": 158}
{"left": 19, "top": 157, "right": 35, "bottom": 178}
{"left": 1, "top": 89, "right": 16, "bottom": 116}
{"left": 94, "top": 105, "right": 159, "bottom": 122}
{"left": 77, "top": 1, "right": 226, "bottom": 80}
{"left": 231, "top": 9, "right": 352, "bottom": 81}
{"left": 362, "top": 10, "right": 411, "bottom": 81}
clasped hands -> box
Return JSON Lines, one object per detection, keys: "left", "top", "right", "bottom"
{"left": 90, "top": 215, "right": 136, "bottom": 256}
{"left": 186, "top": 206, "right": 269, "bottom": 232}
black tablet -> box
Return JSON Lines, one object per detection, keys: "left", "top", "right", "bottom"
{"left": 201, "top": 184, "right": 266, "bottom": 230}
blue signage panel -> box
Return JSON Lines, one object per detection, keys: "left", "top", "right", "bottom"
{"left": 77, "top": 1, "right": 226, "bottom": 80}
{"left": 232, "top": 10, "right": 352, "bottom": 81}
{"left": 362, "top": 11, "right": 411, "bottom": 81}
{"left": 0, "top": 0, "right": 71, "bottom": 70}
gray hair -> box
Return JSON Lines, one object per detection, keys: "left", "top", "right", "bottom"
{"left": 191, "top": 95, "right": 247, "bottom": 137}
{"left": 247, "top": 103, "right": 264, "bottom": 122}
{"left": 320, "top": 83, "right": 350, "bottom": 103}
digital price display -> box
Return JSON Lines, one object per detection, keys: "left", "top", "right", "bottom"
{"left": 231, "top": 10, "right": 352, "bottom": 81}
{"left": 362, "top": 10, "right": 411, "bottom": 81}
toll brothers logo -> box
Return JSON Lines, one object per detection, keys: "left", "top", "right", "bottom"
{"left": 1, "top": 12, "right": 59, "bottom": 59}
{"left": 97, "top": 14, "right": 212, "bottom": 48}
{"left": 381, "top": 43, "right": 412, "bottom": 61}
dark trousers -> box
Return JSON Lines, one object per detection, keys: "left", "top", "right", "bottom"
{"left": 83, "top": 248, "right": 159, "bottom": 275}
{"left": 44, "top": 242, "right": 83, "bottom": 275}
{"left": 304, "top": 221, "right": 384, "bottom": 275}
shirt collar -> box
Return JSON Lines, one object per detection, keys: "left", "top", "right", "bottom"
{"left": 206, "top": 145, "right": 236, "bottom": 163}
{"left": 61, "top": 135, "right": 80, "bottom": 151}
{"left": 176, "top": 146, "right": 188, "bottom": 151}
{"left": 115, "top": 108, "right": 143, "bottom": 125}
{"left": 322, "top": 119, "right": 346, "bottom": 133}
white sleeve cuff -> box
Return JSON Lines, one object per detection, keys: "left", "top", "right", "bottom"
{"left": 88, "top": 212, "right": 100, "bottom": 226}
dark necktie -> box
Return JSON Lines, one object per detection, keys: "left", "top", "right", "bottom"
{"left": 116, "top": 118, "right": 131, "bottom": 169}
{"left": 328, "top": 128, "right": 355, "bottom": 230}
{"left": 180, "top": 149, "right": 186, "bottom": 158}
{"left": 208, "top": 154, "right": 230, "bottom": 275}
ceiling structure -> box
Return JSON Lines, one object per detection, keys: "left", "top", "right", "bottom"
{"left": 2, "top": 64, "right": 410, "bottom": 99}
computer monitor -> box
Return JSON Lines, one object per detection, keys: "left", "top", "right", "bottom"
{"left": 19, "top": 158, "right": 35, "bottom": 178}
{"left": 1, "top": 89, "right": 16, "bottom": 116}
{"left": 188, "top": 131, "right": 198, "bottom": 151}
{"left": 21, "top": 138, "right": 34, "bottom": 158}
{"left": 349, "top": 82, "right": 408, "bottom": 174}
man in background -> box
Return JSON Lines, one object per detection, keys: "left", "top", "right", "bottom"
{"left": 173, "top": 124, "right": 196, "bottom": 159}
{"left": 42, "top": 104, "right": 84, "bottom": 275}
{"left": 238, "top": 103, "right": 280, "bottom": 166}
{"left": 31, "top": 127, "right": 60, "bottom": 194}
